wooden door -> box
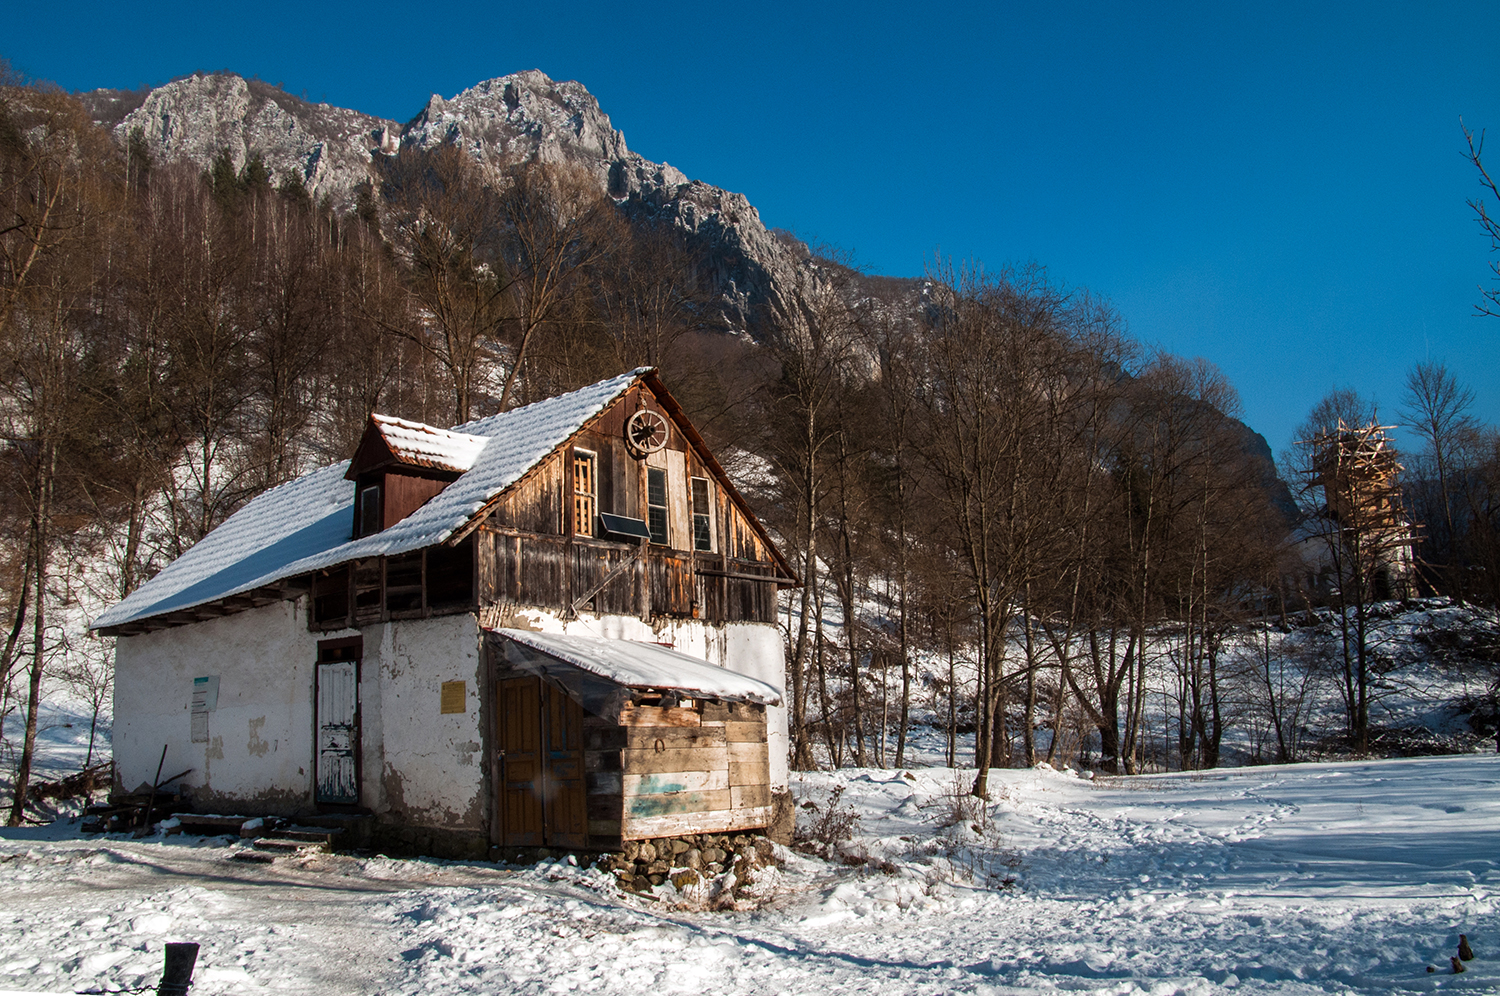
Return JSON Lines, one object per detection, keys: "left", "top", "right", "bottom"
{"left": 495, "top": 676, "right": 588, "bottom": 848}
{"left": 497, "top": 676, "right": 544, "bottom": 846}
{"left": 541, "top": 684, "right": 587, "bottom": 848}
{"left": 316, "top": 661, "right": 359, "bottom": 804}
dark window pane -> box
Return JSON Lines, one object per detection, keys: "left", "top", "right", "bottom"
{"left": 693, "top": 514, "right": 712, "bottom": 551}
{"left": 691, "top": 477, "right": 710, "bottom": 515}
{"left": 313, "top": 567, "right": 350, "bottom": 625}
{"left": 647, "top": 468, "right": 668, "bottom": 544}
{"left": 360, "top": 485, "right": 381, "bottom": 536}
{"left": 428, "top": 538, "right": 475, "bottom": 607}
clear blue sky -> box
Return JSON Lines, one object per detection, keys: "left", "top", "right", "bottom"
{"left": 7, "top": 0, "right": 1499, "bottom": 456}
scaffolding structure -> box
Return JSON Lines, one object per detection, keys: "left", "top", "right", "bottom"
{"left": 1306, "top": 419, "right": 1416, "bottom": 598}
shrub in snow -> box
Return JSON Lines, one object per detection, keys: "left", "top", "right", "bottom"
{"left": 792, "top": 785, "right": 862, "bottom": 859}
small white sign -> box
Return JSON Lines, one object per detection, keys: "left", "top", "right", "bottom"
{"left": 191, "top": 675, "right": 220, "bottom": 743}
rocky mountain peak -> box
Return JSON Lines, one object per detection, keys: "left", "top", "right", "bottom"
{"left": 81, "top": 69, "right": 821, "bottom": 328}
{"left": 81, "top": 72, "right": 397, "bottom": 209}
{"left": 402, "top": 70, "right": 631, "bottom": 170}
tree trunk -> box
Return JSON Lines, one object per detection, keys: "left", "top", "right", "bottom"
{"left": 9, "top": 448, "right": 53, "bottom": 827}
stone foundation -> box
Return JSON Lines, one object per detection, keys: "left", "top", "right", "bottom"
{"left": 598, "top": 832, "right": 778, "bottom": 892}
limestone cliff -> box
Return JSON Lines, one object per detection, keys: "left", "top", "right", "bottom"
{"left": 81, "top": 69, "right": 821, "bottom": 330}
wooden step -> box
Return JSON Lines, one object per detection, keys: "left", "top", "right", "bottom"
{"left": 267, "top": 826, "right": 344, "bottom": 846}
{"left": 172, "top": 813, "right": 253, "bottom": 832}
{"left": 251, "top": 837, "right": 312, "bottom": 854}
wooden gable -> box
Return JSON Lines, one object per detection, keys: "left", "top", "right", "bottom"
{"left": 452, "top": 371, "right": 796, "bottom": 626}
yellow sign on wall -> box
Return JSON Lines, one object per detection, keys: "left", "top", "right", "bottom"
{"left": 440, "top": 680, "right": 467, "bottom": 714}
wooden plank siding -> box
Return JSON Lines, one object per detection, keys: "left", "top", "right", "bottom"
{"left": 617, "top": 699, "right": 770, "bottom": 841}
{"left": 474, "top": 528, "right": 779, "bottom": 626}
{"left": 468, "top": 387, "right": 786, "bottom": 625}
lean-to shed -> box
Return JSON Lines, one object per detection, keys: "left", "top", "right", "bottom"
{"left": 489, "top": 629, "right": 779, "bottom": 849}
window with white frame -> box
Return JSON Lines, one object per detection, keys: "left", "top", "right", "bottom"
{"left": 691, "top": 477, "right": 713, "bottom": 551}
{"left": 647, "top": 467, "right": 668, "bottom": 545}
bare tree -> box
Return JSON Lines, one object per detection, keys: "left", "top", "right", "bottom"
{"left": 495, "top": 162, "right": 619, "bottom": 411}
{"left": 0, "top": 85, "right": 122, "bottom": 823}
{"left": 1463, "top": 121, "right": 1500, "bottom": 318}
{"left": 378, "top": 145, "right": 510, "bottom": 424}
{"left": 1288, "top": 390, "right": 1411, "bottom": 752}
{"left": 1400, "top": 360, "right": 1477, "bottom": 598}
{"left": 759, "top": 254, "right": 868, "bottom": 769}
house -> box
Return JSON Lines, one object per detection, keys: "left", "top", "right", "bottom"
{"left": 92, "top": 368, "right": 798, "bottom": 858}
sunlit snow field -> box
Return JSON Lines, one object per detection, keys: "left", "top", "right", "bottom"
{"left": 1, "top": 754, "right": 1496, "bottom": 995}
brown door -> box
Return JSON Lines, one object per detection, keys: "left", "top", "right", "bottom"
{"left": 495, "top": 676, "right": 587, "bottom": 848}
{"left": 497, "top": 677, "right": 544, "bottom": 846}
{"left": 541, "top": 683, "right": 587, "bottom": 848}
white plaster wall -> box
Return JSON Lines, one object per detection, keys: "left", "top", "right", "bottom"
{"left": 512, "top": 610, "right": 789, "bottom": 792}
{"left": 113, "top": 600, "right": 329, "bottom": 813}
{"left": 365, "top": 615, "right": 486, "bottom": 829}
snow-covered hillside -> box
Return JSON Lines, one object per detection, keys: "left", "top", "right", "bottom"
{"left": 2, "top": 755, "right": 1496, "bottom": 994}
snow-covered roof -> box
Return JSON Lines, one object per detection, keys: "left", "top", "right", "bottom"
{"left": 490, "top": 628, "right": 783, "bottom": 705}
{"left": 369, "top": 415, "right": 487, "bottom": 473}
{"left": 93, "top": 370, "right": 649, "bottom": 631}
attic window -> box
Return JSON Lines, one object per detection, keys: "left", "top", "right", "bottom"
{"left": 647, "top": 468, "right": 668, "bottom": 545}
{"left": 359, "top": 485, "right": 381, "bottom": 537}
{"left": 691, "top": 477, "right": 713, "bottom": 552}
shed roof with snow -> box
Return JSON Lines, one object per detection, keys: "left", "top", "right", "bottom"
{"left": 491, "top": 628, "right": 782, "bottom": 706}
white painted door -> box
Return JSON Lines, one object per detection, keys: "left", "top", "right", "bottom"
{"left": 316, "top": 661, "right": 359, "bottom": 804}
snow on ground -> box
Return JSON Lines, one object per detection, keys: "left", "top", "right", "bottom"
{"left": 2, "top": 754, "right": 1497, "bottom": 995}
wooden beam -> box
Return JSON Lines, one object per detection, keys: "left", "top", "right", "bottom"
{"left": 567, "top": 540, "right": 646, "bottom": 618}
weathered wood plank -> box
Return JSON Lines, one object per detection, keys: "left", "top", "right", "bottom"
{"left": 727, "top": 741, "right": 766, "bottom": 765}
{"left": 619, "top": 705, "right": 701, "bottom": 728}
{"left": 624, "top": 726, "right": 725, "bottom": 750}
{"left": 724, "top": 721, "right": 767, "bottom": 743}
{"left": 623, "top": 770, "right": 728, "bottom": 795}
{"left": 588, "top": 819, "right": 623, "bottom": 837}
{"left": 700, "top": 701, "right": 732, "bottom": 723}
{"left": 622, "top": 745, "right": 728, "bottom": 775}
{"left": 728, "top": 701, "right": 762, "bottom": 720}
{"left": 586, "top": 771, "right": 622, "bottom": 794}
{"left": 622, "top": 805, "right": 771, "bottom": 841}
{"left": 731, "top": 783, "right": 771, "bottom": 809}
{"left": 729, "top": 760, "right": 770, "bottom": 785}
{"left": 625, "top": 788, "right": 732, "bottom": 818}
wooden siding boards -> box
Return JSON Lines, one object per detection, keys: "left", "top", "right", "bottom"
{"left": 615, "top": 698, "right": 770, "bottom": 841}
{"left": 382, "top": 472, "right": 449, "bottom": 530}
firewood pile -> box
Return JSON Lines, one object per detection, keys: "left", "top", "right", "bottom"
{"left": 28, "top": 761, "right": 112, "bottom": 803}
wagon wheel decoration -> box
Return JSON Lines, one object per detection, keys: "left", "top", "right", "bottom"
{"left": 625, "top": 409, "right": 669, "bottom": 456}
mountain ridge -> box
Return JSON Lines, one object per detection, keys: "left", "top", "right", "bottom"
{"left": 78, "top": 69, "right": 819, "bottom": 331}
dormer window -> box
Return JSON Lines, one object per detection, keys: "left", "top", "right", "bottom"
{"left": 346, "top": 414, "right": 486, "bottom": 538}
{"left": 358, "top": 485, "right": 382, "bottom": 538}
